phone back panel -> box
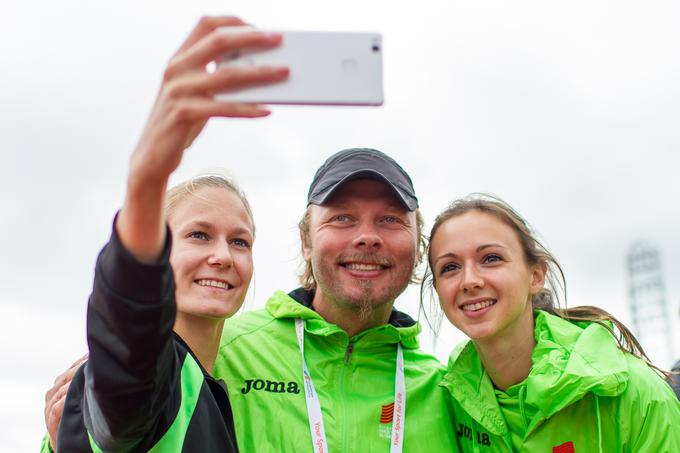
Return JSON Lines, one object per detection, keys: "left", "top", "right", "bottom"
{"left": 215, "top": 30, "right": 383, "bottom": 106}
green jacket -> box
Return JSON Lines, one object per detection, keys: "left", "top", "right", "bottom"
{"left": 442, "top": 310, "right": 680, "bottom": 452}
{"left": 213, "top": 289, "right": 458, "bottom": 452}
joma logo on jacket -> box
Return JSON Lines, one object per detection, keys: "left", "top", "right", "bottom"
{"left": 241, "top": 378, "right": 300, "bottom": 394}
{"left": 456, "top": 423, "right": 491, "bottom": 447}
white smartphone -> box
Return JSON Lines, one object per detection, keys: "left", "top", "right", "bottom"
{"left": 215, "top": 30, "right": 383, "bottom": 106}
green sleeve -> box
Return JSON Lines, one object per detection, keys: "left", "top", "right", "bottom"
{"left": 39, "top": 433, "right": 54, "bottom": 453}
{"left": 628, "top": 384, "right": 680, "bottom": 451}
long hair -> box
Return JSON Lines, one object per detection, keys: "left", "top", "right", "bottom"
{"left": 421, "top": 193, "right": 672, "bottom": 381}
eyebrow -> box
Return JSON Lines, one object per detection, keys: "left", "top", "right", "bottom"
{"left": 180, "top": 220, "right": 253, "bottom": 237}
{"left": 188, "top": 220, "right": 213, "bottom": 230}
{"left": 433, "top": 243, "right": 507, "bottom": 264}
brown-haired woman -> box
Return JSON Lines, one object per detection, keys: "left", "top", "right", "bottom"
{"left": 424, "top": 194, "right": 679, "bottom": 452}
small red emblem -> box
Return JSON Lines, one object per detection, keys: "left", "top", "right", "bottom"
{"left": 552, "top": 441, "right": 575, "bottom": 453}
{"left": 380, "top": 402, "right": 394, "bottom": 424}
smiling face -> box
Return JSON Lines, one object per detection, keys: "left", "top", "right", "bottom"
{"left": 302, "top": 179, "right": 419, "bottom": 314}
{"left": 430, "top": 210, "right": 546, "bottom": 342}
{"left": 168, "top": 186, "right": 254, "bottom": 320}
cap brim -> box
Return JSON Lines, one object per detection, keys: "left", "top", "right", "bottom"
{"left": 309, "top": 169, "right": 417, "bottom": 211}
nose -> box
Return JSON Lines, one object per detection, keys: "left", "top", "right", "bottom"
{"left": 352, "top": 222, "right": 383, "bottom": 250}
{"left": 207, "top": 241, "right": 233, "bottom": 268}
{"left": 460, "top": 264, "right": 484, "bottom": 293}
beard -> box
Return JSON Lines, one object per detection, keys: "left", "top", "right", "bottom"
{"left": 355, "top": 279, "right": 385, "bottom": 321}
{"left": 312, "top": 252, "right": 413, "bottom": 320}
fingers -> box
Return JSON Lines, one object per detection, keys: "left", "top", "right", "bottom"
{"left": 121, "top": 16, "right": 281, "bottom": 190}
{"left": 176, "top": 16, "right": 247, "bottom": 55}
{"left": 165, "top": 65, "right": 289, "bottom": 99}
{"left": 167, "top": 98, "right": 273, "bottom": 123}
{"left": 168, "top": 29, "right": 282, "bottom": 78}
{"left": 68, "top": 353, "right": 88, "bottom": 371}
{"left": 46, "top": 390, "right": 67, "bottom": 449}
{"left": 54, "top": 355, "right": 87, "bottom": 389}
{"left": 46, "top": 380, "right": 69, "bottom": 420}
{"left": 45, "top": 375, "right": 69, "bottom": 409}
{"left": 45, "top": 354, "right": 86, "bottom": 406}
{"left": 44, "top": 355, "right": 85, "bottom": 449}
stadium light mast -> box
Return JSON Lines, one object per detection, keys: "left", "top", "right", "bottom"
{"left": 627, "top": 241, "right": 674, "bottom": 368}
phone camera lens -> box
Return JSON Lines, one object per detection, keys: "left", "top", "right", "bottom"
{"left": 372, "top": 44, "right": 380, "bottom": 52}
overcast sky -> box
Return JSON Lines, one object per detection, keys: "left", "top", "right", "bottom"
{"left": 2, "top": 1, "right": 680, "bottom": 451}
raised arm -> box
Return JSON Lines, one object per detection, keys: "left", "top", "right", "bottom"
{"left": 119, "top": 16, "right": 286, "bottom": 262}
{"left": 50, "top": 16, "right": 287, "bottom": 452}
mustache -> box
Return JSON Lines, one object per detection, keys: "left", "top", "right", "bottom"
{"left": 336, "top": 253, "right": 393, "bottom": 267}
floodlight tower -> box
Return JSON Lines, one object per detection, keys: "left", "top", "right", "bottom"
{"left": 627, "top": 242, "right": 674, "bottom": 368}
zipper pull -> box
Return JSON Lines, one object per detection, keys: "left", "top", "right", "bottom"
{"left": 344, "top": 343, "right": 354, "bottom": 365}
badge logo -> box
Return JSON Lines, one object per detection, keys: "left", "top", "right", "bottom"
{"left": 380, "top": 402, "right": 394, "bottom": 424}
{"left": 378, "top": 402, "right": 394, "bottom": 438}
{"left": 552, "top": 441, "right": 575, "bottom": 453}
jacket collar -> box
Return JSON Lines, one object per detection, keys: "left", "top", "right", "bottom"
{"left": 265, "top": 288, "right": 421, "bottom": 348}
{"left": 441, "top": 310, "right": 630, "bottom": 436}
{"left": 441, "top": 340, "right": 508, "bottom": 436}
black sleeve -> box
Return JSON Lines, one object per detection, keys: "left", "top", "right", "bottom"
{"left": 82, "top": 216, "right": 177, "bottom": 452}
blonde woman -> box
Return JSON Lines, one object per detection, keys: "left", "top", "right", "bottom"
{"left": 42, "top": 16, "right": 287, "bottom": 452}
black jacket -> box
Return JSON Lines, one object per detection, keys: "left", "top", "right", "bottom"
{"left": 56, "top": 224, "right": 238, "bottom": 452}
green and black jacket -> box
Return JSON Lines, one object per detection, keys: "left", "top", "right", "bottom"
{"left": 53, "top": 225, "right": 238, "bottom": 452}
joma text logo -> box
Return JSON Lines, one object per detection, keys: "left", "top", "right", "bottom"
{"left": 457, "top": 423, "right": 491, "bottom": 447}
{"left": 241, "top": 379, "right": 301, "bottom": 394}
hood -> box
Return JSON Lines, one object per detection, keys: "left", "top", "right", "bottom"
{"left": 265, "top": 289, "right": 421, "bottom": 349}
{"left": 526, "top": 310, "right": 629, "bottom": 417}
{"left": 441, "top": 310, "right": 630, "bottom": 435}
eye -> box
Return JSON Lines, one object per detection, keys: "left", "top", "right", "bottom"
{"left": 187, "top": 231, "right": 209, "bottom": 241}
{"left": 381, "top": 215, "right": 402, "bottom": 224}
{"left": 483, "top": 254, "right": 503, "bottom": 264}
{"left": 331, "top": 214, "right": 352, "bottom": 222}
{"left": 438, "top": 262, "right": 460, "bottom": 275}
{"left": 230, "top": 238, "right": 252, "bottom": 249}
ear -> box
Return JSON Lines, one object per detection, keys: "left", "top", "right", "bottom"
{"left": 529, "top": 261, "right": 547, "bottom": 294}
{"left": 415, "top": 244, "right": 423, "bottom": 268}
{"left": 412, "top": 213, "right": 424, "bottom": 266}
{"left": 300, "top": 206, "right": 317, "bottom": 261}
{"left": 300, "top": 229, "right": 312, "bottom": 261}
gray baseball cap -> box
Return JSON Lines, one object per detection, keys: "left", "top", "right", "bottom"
{"left": 307, "top": 148, "right": 418, "bottom": 211}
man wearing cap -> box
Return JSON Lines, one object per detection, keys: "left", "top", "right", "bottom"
{"left": 208, "top": 147, "right": 457, "bottom": 452}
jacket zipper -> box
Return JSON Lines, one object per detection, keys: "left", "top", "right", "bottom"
{"left": 341, "top": 342, "right": 354, "bottom": 451}
{"left": 344, "top": 343, "right": 354, "bottom": 365}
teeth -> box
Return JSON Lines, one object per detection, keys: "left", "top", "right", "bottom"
{"left": 462, "top": 300, "right": 496, "bottom": 312}
{"left": 345, "top": 263, "right": 385, "bottom": 271}
{"left": 196, "top": 279, "right": 230, "bottom": 289}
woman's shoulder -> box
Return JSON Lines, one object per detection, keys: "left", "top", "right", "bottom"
{"left": 612, "top": 354, "right": 680, "bottom": 449}
{"left": 620, "top": 353, "right": 678, "bottom": 405}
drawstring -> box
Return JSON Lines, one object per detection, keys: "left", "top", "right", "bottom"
{"left": 594, "top": 395, "right": 603, "bottom": 452}
{"left": 518, "top": 385, "right": 529, "bottom": 433}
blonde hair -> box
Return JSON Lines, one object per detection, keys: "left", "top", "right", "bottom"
{"left": 165, "top": 174, "right": 255, "bottom": 236}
